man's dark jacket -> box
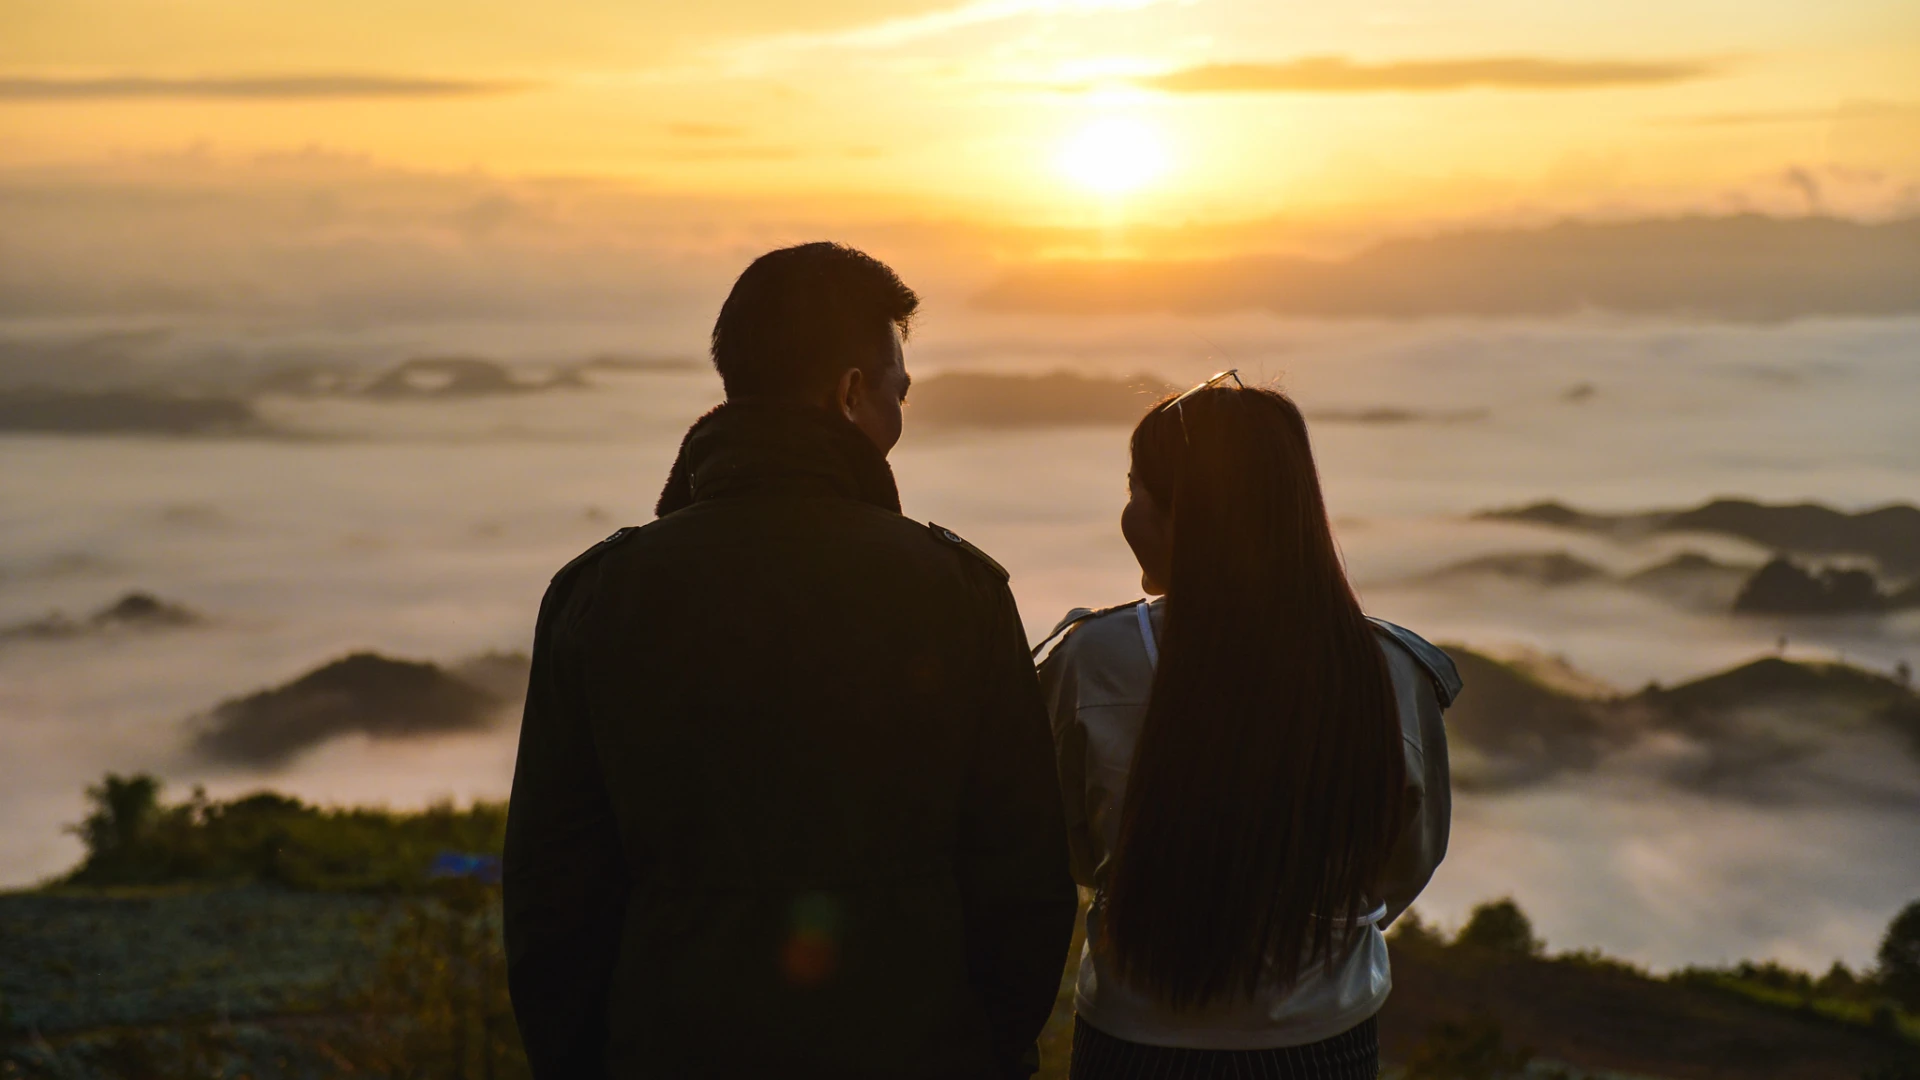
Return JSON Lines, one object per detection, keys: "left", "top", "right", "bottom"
{"left": 503, "top": 401, "right": 1078, "bottom": 1079}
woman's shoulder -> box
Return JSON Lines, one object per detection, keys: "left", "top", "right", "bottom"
{"left": 1365, "top": 617, "right": 1463, "bottom": 708}
{"left": 1035, "top": 598, "right": 1154, "bottom": 667}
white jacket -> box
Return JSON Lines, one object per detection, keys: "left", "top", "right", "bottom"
{"left": 1035, "top": 598, "right": 1458, "bottom": 1049}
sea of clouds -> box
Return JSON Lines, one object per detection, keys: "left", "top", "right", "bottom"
{"left": 2, "top": 309, "right": 1917, "bottom": 972}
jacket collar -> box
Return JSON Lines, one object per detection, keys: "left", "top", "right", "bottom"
{"left": 655, "top": 399, "right": 901, "bottom": 517}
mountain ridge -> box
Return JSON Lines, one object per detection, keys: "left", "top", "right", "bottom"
{"left": 978, "top": 215, "right": 1920, "bottom": 321}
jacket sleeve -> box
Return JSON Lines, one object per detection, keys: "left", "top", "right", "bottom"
{"left": 1378, "top": 652, "right": 1453, "bottom": 927}
{"left": 957, "top": 584, "right": 1080, "bottom": 1078}
{"left": 502, "top": 563, "right": 630, "bottom": 1079}
{"left": 1036, "top": 631, "right": 1099, "bottom": 888}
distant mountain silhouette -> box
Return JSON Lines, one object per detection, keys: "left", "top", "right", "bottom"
{"left": 977, "top": 215, "right": 1920, "bottom": 321}
{"left": 1621, "top": 551, "right": 1754, "bottom": 610}
{"left": 1443, "top": 648, "right": 1627, "bottom": 789}
{"left": 908, "top": 370, "right": 1491, "bottom": 430}
{"left": 907, "top": 371, "right": 1175, "bottom": 428}
{"left": 1413, "top": 538, "right": 1915, "bottom": 616}
{"left": 192, "top": 652, "right": 505, "bottom": 767}
{"left": 1308, "top": 406, "right": 1489, "bottom": 426}
{"left": 449, "top": 650, "right": 531, "bottom": 702}
{"left": 1443, "top": 648, "right": 1920, "bottom": 796}
{"left": 1646, "top": 658, "right": 1920, "bottom": 797}
{"left": 1650, "top": 656, "right": 1916, "bottom": 723}
{"left": 1409, "top": 549, "right": 1756, "bottom": 611}
{"left": 0, "top": 388, "right": 254, "bottom": 434}
{"left": 361, "top": 357, "right": 584, "bottom": 399}
{"left": 1731, "top": 556, "right": 1920, "bottom": 615}
{"left": 1420, "top": 551, "right": 1610, "bottom": 588}
{"left": 0, "top": 592, "right": 200, "bottom": 642}
{"left": 1479, "top": 497, "right": 1920, "bottom": 575}
{"left": 578, "top": 355, "right": 700, "bottom": 374}
{"left": 256, "top": 355, "right": 690, "bottom": 399}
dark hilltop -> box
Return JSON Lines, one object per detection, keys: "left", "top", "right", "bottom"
{"left": 1474, "top": 497, "right": 1920, "bottom": 616}
{"left": 0, "top": 592, "right": 201, "bottom": 642}
{"left": 1479, "top": 497, "right": 1920, "bottom": 575}
{"left": 0, "top": 387, "right": 257, "bottom": 436}
{"left": 1443, "top": 647, "right": 1920, "bottom": 799}
{"left": 191, "top": 651, "right": 527, "bottom": 768}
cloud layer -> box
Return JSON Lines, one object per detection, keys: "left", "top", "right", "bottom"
{"left": 0, "top": 75, "right": 533, "bottom": 101}
{"left": 1144, "top": 56, "right": 1712, "bottom": 93}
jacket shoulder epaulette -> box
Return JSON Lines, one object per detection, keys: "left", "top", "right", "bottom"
{"left": 1031, "top": 599, "right": 1146, "bottom": 661}
{"left": 1367, "top": 616, "right": 1464, "bottom": 708}
{"left": 551, "top": 525, "right": 641, "bottom": 588}
{"left": 926, "top": 522, "right": 1009, "bottom": 581}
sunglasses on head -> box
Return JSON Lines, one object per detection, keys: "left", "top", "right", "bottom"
{"left": 1157, "top": 368, "right": 1244, "bottom": 443}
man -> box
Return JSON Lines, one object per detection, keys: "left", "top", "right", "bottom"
{"left": 503, "top": 242, "right": 1076, "bottom": 1078}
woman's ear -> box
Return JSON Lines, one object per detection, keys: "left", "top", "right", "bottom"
{"left": 1122, "top": 475, "right": 1175, "bottom": 597}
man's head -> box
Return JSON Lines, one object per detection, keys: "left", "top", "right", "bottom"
{"left": 712, "top": 242, "right": 917, "bottom": 454}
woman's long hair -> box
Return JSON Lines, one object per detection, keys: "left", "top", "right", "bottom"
{"left": 1101, "top": 385, "right": 1407, "bottom": 1006}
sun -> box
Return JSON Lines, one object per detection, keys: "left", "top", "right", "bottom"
{"left": 1055, "top": 116, "right": 1168, "bottom": 197}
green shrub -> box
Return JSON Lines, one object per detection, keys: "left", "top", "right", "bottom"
{"left": 1878, "top": 899, "right": 1920, "bottom": 1010}
{"left": 59, "top": 773, "right": 506, "bottom": 893}
{"left": 328, "top": 880, "right": 530, "bottom": 1080}
{"left": 1388, "top": 908, "right": 1449, "bottom": 949}
{"left": 1455, "top": 898, "right": 1542, "bottom": 956}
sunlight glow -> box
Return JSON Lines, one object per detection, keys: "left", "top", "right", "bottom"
{"left": 1055, "top": 116, "right": 1168, "bottom": 196}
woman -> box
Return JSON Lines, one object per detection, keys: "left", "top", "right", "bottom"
{"left": 1037, "top": 374, "right": 1461, "bottom": 1078}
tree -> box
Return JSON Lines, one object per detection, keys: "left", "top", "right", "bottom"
{"left": 1388, "top": 907, "right": 1448, "bottom": 949}
{"left": 1816, "top": 960, "right": 1863, "bottom": 1000}
{"left": 1877, "top": 898, "right": 1920, "bottom": 1009}
{"left": 68, "top": 772, "right": 163, "bottom": 881}
{"left": 1456, "top": 898, "right": 1544, "bottom": 956}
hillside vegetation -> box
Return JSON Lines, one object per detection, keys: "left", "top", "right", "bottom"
{"left": 59, "top": 774, "right": 505, "bottom": 892}
{"left": 7, "top": 777, "right": 1918, "bottom": 1079}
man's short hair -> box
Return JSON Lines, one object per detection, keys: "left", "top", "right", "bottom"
{"left": 711, "top": 242, "right": 918, "bottom": 400}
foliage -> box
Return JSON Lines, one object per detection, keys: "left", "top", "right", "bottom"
{"left": 1667, "top": 955, "right": 1920, "bottom": 1044}
{"left": 1419, "top": 895, "right": 1920, "bottom": 1053}
{"left": 28, "top": 778, "right": 1920, "bottom": 1077}
{"left": 327, "top": 880, "right": 530, "bottom": 1080}
{"left": 1665, "top": 955, "right": 1898, "bottom": 1010}
{"left": 1551, "top": 947, "right": 1648, "bottom": 978}
{"left": 59, "top": 773, "right": 506, "bottom": 893}
{"left": 67, "top": 775, "right": 163, "bottom": 882}
{"left": 1878, "top": 900, "right": 1920, "bottom": 1010}
{"left": 24, "top": 775, "right": 532, "bottom": 1077}
{"left": 1455, "top": 898, "right": 1543, "bottom": 956}
{"left": 1387, "top": 908, "right": 1449, "bottom": 949}
{"left": 1822, "top": 961, "right": 1869, "bottom": 999}
{"left": 1402, "top": 1012, "right": 1533, "bottom": 1080}
{"left": 1672, "top": 958, "right": 1828, "bottom": 999}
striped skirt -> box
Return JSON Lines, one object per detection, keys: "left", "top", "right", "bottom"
{"left": 1069, "top": 1015, "right": 1379, "bottom": 1080}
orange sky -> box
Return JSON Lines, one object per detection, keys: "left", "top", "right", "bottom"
{"left": 3, "top": 0, "right": 1917, "bottom": 237}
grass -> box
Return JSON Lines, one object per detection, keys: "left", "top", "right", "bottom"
{"left": 12, "top": 776, "right": 1918, "bottom": 1080}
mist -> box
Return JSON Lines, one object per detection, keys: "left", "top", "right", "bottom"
{"left": 4, "top": 299, "right": 1919, "bottom": 974}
